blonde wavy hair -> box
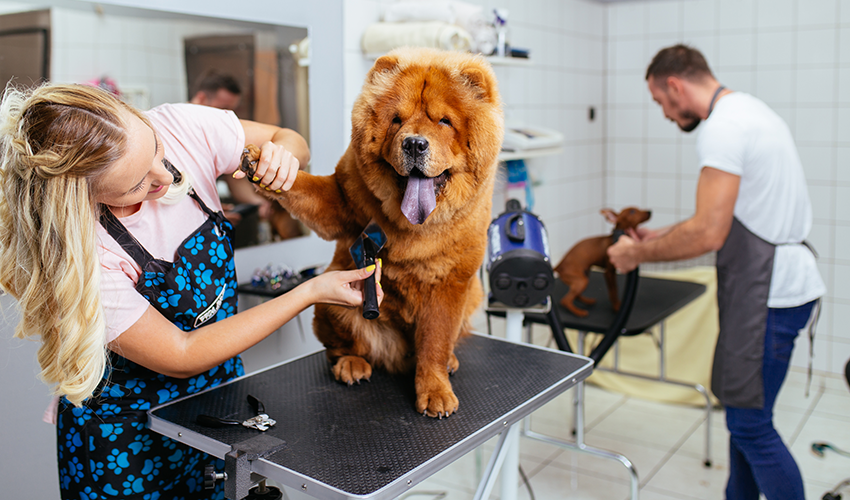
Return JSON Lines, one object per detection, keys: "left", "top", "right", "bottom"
{"left": 0, "top": 83, "right": 153, "bottom": 406}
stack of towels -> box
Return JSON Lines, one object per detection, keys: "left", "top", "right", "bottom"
{"left": 361, "top": 0, "right": 497, "bottom": 56}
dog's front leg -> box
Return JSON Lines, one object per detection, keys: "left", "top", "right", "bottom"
{"left": 413, "top": 289, "right": 467, "bottom": 418}
{"left": 266, "top": 171, "right": 359, "bottom": 241}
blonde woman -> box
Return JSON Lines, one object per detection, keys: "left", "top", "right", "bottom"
{"left": 0, "top": 83, "right": 382, "bottom": 499}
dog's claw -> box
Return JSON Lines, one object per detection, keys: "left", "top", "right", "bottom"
{"left": 347, "top": 380, "right": 353, "bottom": 387}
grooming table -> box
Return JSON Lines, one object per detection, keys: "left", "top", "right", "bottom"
{"left": 149, "top": 333, "right": 593, "bottom": 500}
{"left": 489, "top": 270, "right": 710, "bottom": 500}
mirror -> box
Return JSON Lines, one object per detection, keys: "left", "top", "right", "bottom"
{"left": 0, "top": 0, "right": 311, "bottom": 249}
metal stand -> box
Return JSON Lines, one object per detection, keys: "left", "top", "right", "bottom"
{"left": 473, "top": 309, "right": 525, "bottom": 500}
{"left": 601, "top": 322, "right": 713, "bottom": 467}
{"left": 521, "top": 326, "right": 640, "bottom": 500}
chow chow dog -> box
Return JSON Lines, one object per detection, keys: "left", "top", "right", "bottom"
{"left": 244, "top": 47, "right": 503, "bottom": 418}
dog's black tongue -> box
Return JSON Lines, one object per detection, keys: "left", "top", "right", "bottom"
{"left": 401, "top": 169, "right": 436, "bottom": 225}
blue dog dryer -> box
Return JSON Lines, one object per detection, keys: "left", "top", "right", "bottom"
{"left": 487, "top": 199, "right": 553, "bottom": 308}
{"left": 486, "top": 199, "right": 572, "bottom": 352}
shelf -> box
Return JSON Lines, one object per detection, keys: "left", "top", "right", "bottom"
{"left": 486, "top": 55, "right": 532, "bottom": 66}
{"left": 498, "top": 147, "right": 563, "bottom": 162}
{"left": 363, "top": 52, "right": 531, "bottom": 66}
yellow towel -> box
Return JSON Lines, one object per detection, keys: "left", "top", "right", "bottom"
{"left": 574, "top": 266, "right": 721, "bottom": 407}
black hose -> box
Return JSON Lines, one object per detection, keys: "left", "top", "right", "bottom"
{"left": 588, "top": 230, "right": 640, "bottom": 364}
{"left": 546, "top": 302, "right": 572, "bottom": 353}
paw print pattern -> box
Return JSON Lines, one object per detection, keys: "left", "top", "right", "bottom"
{"left": 144, "top": 272, "right": 166, "bottom": 288}
{"left": 184, "top": 234, "right": 205, "bottom": 255}
{"left": 208, "top": 241, "right": 228, "bottom": 267}
{"left": 99, "top": 423, "right": 124, "bottom": 442}
{"left": 67, "top": 456, "right": 85, "bottom": 483}
{"left": 156, "top": 382, "right": 181, "bottom": 404}
{"left": 70, "top": 405, "right": 92, "bottom": 423}
{"left": 193, "top": 263, "right": 213, "bottom": 288}
{"left": 79, "top": 486, "right": 99, "bottom": 499}
{"left": 90, "top": 459, "right": 106, "bottom": 481}
{"left": 123, "top": 474, "right": 145, "bottom": 495}
{"left": 125, "top": 380, "right": 146, "bottom": 395}
{"left": 128, "top": 433, "right": 153, "bottom": 455}
{"left": 106, "top": 449, "right": 130, "bottom": 475}
{"left": 102, "top": 385, "right": 126, "bottom": 399}
{"left": 130, "top": 399, "right": 151, "bottom": 411}
{"left": 167, "top": 449, "right": 184, "bottom": 470}
{"left": 186, "top": 374, "right": 207, "bottom": 394}
{"left": 157, "top": 289, "right": 180, "bottom": 309}
{"left": 99, "top": 403, "right": 121, "bottom": 417}
{"left": 141, "top": 456, "right": 162, "bottom": 481}
{"left": 63, "top": 427, "right": 83, "bottom": 453}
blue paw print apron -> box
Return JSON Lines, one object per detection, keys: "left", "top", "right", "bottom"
{"left": 57, "top": 189, "right": 244, "bottom": 500}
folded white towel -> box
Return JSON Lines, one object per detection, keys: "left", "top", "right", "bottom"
{"left": 361, "top": 21, "right": 473, "bottom": 56}
{"left": 383, "top": 1, "right": 456, "bottom": 24}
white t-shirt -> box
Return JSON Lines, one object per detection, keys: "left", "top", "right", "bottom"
{"left": 696, "top": 92, "right": 825, "bottom": 308}
{"left": 97, "top": 103, "right": 245, "bottom": 342}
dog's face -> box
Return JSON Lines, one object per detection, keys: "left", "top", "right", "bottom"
{"left": 350, "top": 48, "right": 503, "bottom": 228}
{"left": 601, "top": 207, "right": 652, "bottom": 230}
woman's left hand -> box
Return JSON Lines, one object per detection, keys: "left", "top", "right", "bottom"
{"left": 304, "top": 261, "right": 384, "bottom": 308}
{"left": 233, "top": 141, "right": 300, "bottom": 193}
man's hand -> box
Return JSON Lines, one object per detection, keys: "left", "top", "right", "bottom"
{"left": 608, "top": 235, "right": 640, "bottom": 273}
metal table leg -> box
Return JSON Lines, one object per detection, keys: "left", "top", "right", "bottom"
{"left": 521, "top": 329, "right": 640, "bottom": 500}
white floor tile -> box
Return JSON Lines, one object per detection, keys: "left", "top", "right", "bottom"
{"left": 811, "top": 387, "right": 850, "bottom": 424}
{"left": 520, "top": 462, "right": 634, "bottom": 500}
{"left": 643, "top": 449, "right": 730, "bottom": 500}
{"left": 675, "top": 412, "right": 730, "bottom": 466}
{"left": 791, "top": 414, "right": 850, "bottom": 486}
{"left": 588, "top": 397, "right": 706, "bottom": 453}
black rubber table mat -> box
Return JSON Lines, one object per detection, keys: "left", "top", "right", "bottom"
{"left": 492, "top": 270, "right": 706, "bottom": 336}
{"left": 149, "top": 333, "right": 591, "bottom": 499}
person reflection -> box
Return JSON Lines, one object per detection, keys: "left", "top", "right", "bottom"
{"left": 189, "top": 69, "right": 304, "bottom": 245}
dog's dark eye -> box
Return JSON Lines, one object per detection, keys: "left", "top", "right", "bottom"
{"left": 392, "top": 116, "right": 402, "bottom": 125}
{"left": 439, "top": 117, "right": 452, "bottom": 127}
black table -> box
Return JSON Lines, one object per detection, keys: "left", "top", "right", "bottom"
{"left": 494, "top": 270, "right": 706, "bottom": 336}
{"left": 489, "top": 269, "right": 714, "bottom": 478}
{"left": 149, "top": 333, "right": 593, "bottom": 500}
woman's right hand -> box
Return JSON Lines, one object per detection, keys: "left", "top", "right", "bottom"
{"left": 303, "top": 263, "right": 384, "bottom": 308}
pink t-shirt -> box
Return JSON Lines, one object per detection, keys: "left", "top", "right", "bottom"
{"left": 97, "top": 103, "right": 245, "bottom": 342}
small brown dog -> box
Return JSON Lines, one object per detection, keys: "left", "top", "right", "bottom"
{"left": 554, "top": 207, "right": 651, "bottom": 317}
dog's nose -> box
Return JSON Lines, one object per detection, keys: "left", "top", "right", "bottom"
{"left": 402, "top": 136, "right": 429, "bottom": 158}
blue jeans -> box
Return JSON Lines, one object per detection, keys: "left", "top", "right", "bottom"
{"left": 725, "top": 300, "right": 816, "bottom": 500}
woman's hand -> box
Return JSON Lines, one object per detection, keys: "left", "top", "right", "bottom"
{"left": 303, "top": 261, "right": 384, "bottom": 308}
{"left": 232, "top": 141, "right": 300, "bottom": 193}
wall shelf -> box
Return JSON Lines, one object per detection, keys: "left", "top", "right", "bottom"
{"left": 498, "top": 147, "right": 563, "bottom": 162}
{"left": 364, "top": 52, "right": 531, "bottom": 66}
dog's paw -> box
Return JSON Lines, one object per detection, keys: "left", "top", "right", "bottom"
{"left": 416, "top": 386, "right": 459, "bottom": 419}
{"left": 239, "top": 144, "right": 261, "bottom": 179}
{"left": 447, "top": 353, "right": 459, "bottom": 375}
{"left": 332, "top": 355, "right": 372, "bottom": 385}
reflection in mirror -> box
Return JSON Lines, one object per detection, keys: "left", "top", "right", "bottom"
{"left": 0, "top": 1, "right": 310, "bottom": 249}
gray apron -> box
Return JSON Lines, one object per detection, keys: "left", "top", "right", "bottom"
{"left": 712, "top": 217, "right": 775, "bottom": 409}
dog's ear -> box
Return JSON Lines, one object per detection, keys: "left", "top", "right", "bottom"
{"left": 601, "top": 208, "right": 618, "bottom": 224}
{"left": 460, "top": 65, "right": 497, "bottom": 103}
{"left": 368, "top": 54, "right": 400, "bottom": 84}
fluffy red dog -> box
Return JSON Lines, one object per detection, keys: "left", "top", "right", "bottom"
{"left": 245, "top": 48, "right": 503, "bottom": 417}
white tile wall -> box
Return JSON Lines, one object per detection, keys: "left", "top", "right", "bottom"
{"left": 50, "top": 7, "right": 277, "bottom": 109}
{"left": 606, "top": 0, "right": 848, "bottom": 375}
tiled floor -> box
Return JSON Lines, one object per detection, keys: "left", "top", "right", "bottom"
{"left": 398, "top": 318, "right": 850, "bottom": 500}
